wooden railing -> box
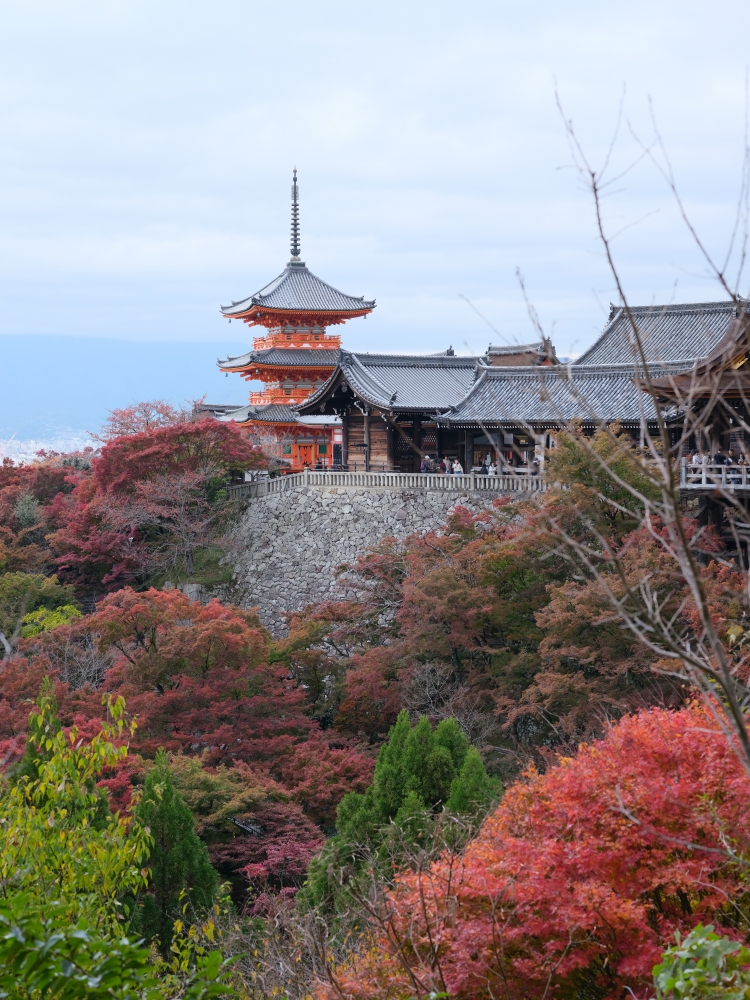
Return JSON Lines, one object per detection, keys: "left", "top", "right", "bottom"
{"left": 228, "top": 469, "right": 548, "bottom": 500}
{"left": 680, "top": 461, "right": 750, "bottom": 491}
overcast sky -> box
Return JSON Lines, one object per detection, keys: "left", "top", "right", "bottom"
{"left": 2, "top": 0, "right": 750, "bottom": 441}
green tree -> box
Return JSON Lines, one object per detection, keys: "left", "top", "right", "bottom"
{"left": 0, "top": 893, "right": 235, "bottom": 1000}
{"left": 0, "top": 571, "right": 77, "bottom": 652}
{"left": 0, "top": 694, "right": 150, "bottom": 934}
{"left": 300, "top": 711, "right": 500, "bottom": 914}
{"left": 10, "top": 679, "right": 113, "bottom": 832}
{"left": 0, "top": 696, "right": 234, "bottom": 999}
{"left": 445, "top": 746, "right": 498, "bottom": 813}
{"left": 20, "top": 603, "right": 81, "bottom": 637}
{"left": 10, "top": 676, "right": 62, "bottom": 787}
{"left": 546, "top": 423, "right": 661, "bottom": 538}
{"left": 654, "top": 925, "right": 750, "bottom": 1000}
{"left": 134, "top": 750, "right": 220, "bottom": 958}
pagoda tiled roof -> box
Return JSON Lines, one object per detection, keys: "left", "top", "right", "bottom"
{"left": 218, "top": 347, "right": 341, "bottom": 369}
{"left": 217, "top": 403, "right": 301, "bottom": 424}
{"left": 577, "top": 299, "right": 745, "bottom": 366}
{"left": 298, "top": 350, "right": 482, "bottom": 414}
{"left": 221, "top": 262, "right": 375, "bottom": 318}
{"left": 438, "top": 361, "right": 695, "bottom": 427}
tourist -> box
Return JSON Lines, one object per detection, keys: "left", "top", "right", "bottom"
{"left": 438, "top": 457, "right": 447, "bottom": 474}
{"left": 727, "top": 449, "right": 741, "bottom": 484}
{"left": 690, "top": 451, "right": 702, "bottom": 467}
{"left": 488, "top": 461, "right": 497, "bottom": 476}
{"left": 452, "top": 458, "right": 464, "bottom": 475}
{"left": 420, "top": 456, "right": 429, "bottom": 474}
{"left": 314, "top": 457, "right": 323, "bottom": 470}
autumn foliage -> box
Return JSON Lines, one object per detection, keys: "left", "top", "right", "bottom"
{"left": 49, "top": 419, "right": 266, "bottom": 590}
{"left": 0, "top": 587, "right": 373, "bottom": 903}
{"left": 284, "top": 494, "right": 709, "bottom": 769}
{"left": 321, "top": 704, "right": 750, "bottom": 1000}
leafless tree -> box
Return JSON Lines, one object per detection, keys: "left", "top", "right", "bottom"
{"left": 519, "top": 94, "right": 750, "bottom": 777}
{"left": 403, "top": 659, "right": 502, "bottom": 749}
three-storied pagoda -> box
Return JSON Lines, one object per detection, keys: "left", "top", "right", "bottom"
{"left": 217, "top": 171, "right": 376, "bottom": 469}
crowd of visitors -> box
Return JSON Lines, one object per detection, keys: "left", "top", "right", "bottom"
{"left": 687, "top": 448, "right": 748, "bottom": 486}
{"left": 418, "top": 454, "right": 540, "bottom": 475}
{"left": 689, "top": 449, "right": 747, "bottom": 467}
{"left": 419, "top": 456, "right": 464, "bottom": 474}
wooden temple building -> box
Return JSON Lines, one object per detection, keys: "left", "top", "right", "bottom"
{"left": 217, "top": 170, "right": 375, "bottom": 470}
{"left": 297, "top": 299, "right": 750, "bottom": 471}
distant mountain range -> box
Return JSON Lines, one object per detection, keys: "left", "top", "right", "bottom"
{"left": 0, "top": 335, "right": 251, "bottom": 456}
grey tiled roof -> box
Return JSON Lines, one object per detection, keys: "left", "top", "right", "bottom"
{"left": 217, "top": 403, "right": 300, "bottom": 424}
{"left": 300, "top": 350, "right": 482, "bottom": 413}
{"left": 193, "top": 403, "right": 244, "bottom": 417}
{"left": 439, "top": 363, "right": 692, "bottom": 427}
{"left": 577, "top": 300, "right": 743, "bottom": 365}
{"left": 487, "top": 341, "right": 544, "bottom": 355}
{"left": 218, "top": 348, "right": 340, "bottom": 369}
{"left": 221, "top": 262, "right": 376, "bottom": 317}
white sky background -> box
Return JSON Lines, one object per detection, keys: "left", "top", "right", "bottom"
{"left": 1, "top": 0, "right": 750, "bottom": 364}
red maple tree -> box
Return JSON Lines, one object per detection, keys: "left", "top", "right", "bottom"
{"left": 48, "top": 418, "right": 266, "bottom": 590}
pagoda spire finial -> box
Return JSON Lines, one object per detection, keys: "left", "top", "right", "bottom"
{"left": 290, "top": 168, "right": 301, "bottom": 262}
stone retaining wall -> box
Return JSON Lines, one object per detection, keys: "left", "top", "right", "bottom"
{"left": 227, "top": 484, "right": 521, "bottom": 635}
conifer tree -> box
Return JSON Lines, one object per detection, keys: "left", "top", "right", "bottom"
{"left": 134, "top": 749, "right": 219, "bottom": 958}
{"left": 445, "top": 746, "right": 497, "bottom": 813}
{"left": 300, "top": 710, "right": 500, "bottom": 914}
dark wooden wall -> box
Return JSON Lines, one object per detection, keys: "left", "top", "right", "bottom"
{"left": 343, "top": 411, "right": 391, "bottom": 469}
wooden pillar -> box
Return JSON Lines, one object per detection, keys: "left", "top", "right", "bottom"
{"left": 436, "top": 425, "right": 443, "bottom": 461}
{"left": 342, "top": 412, "right": 349, "bottom": 469}
{"left": 412, "top": 416, "right": 422, "bottom": 463}
{"left": 386, "top": 419, "right": 395, "bottom": 471}
{"left": 364, "top": 410, "right": 371, "bottom": 472}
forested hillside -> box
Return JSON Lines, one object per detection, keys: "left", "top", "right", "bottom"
{"left": 2, "top": 404, "right": 750, "bottom": 999}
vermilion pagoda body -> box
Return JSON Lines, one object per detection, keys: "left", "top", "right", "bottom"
{"left": 217, "top": 171, "right": 375, "bottom": 470}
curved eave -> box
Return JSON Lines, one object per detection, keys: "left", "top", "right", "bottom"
{"left": 339, "top": 358, "right": 397, "bottom": 410}
{"left": 220, "top": 305, "right": 375, "bottom": 326}
{"left": 437, "top": 415, "right": 649, "bottom": 428}
{"left": 220, "top": 363, "right": 338, "bottom": 377}
{"left": 296, "top": 368, "right": 345, "bottom": 413}
{"left": 233, "top": 416, "right": 300, "bottom": 428}
{"left": 219, "top": 363, "right": 256, "bottom": 374}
